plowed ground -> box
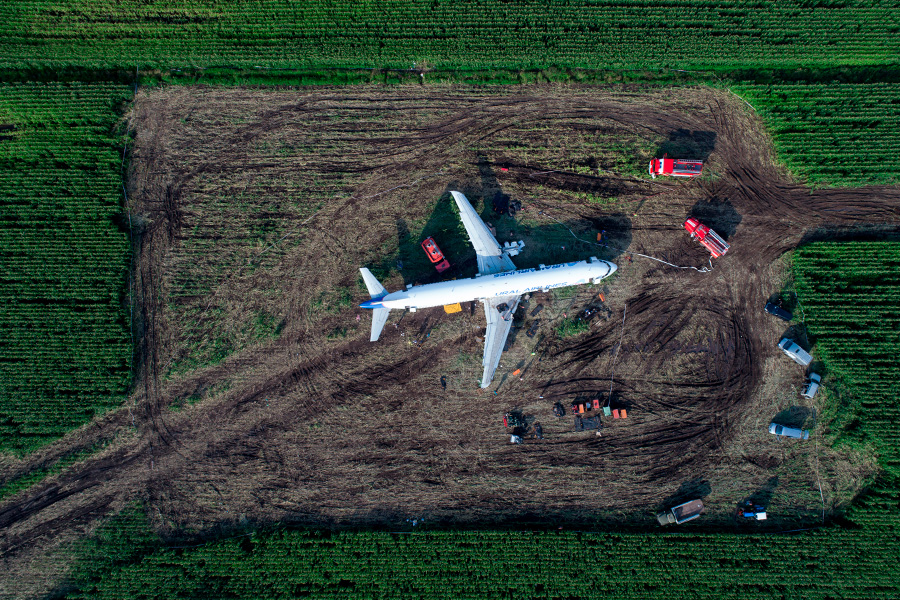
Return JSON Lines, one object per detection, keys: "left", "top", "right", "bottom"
{"left": 3, "top": 85, "right": 900, "bottom": 590}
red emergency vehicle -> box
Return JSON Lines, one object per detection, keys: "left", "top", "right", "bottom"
{"left": 649, "top": 157, "right": 704, "bottom": 179}
{"left": 684, "top": 218, "right": 730, "bottom": 258}
{"left": 421, "top": 237, "right": 451, "bottom": 272}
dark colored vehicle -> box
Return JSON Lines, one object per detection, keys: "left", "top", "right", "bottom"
{"left": 421, "top": 237, "right": 451, "bottom": 273}
{"left": 764, "top": 301, "right": 792, "bottom": 321}
{"left": 574, "top": 416, "right": 601, "bottom": 431}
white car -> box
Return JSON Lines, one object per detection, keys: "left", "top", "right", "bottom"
{"left": 769, "top": 422, "right": 809, "bottom": 440}
{"left": 778, "top": 338, "right": 812, "bottom": 366}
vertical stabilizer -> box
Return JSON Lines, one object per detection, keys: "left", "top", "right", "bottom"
{"left": 360, "top": 268, "right": 387, "bottom": 298}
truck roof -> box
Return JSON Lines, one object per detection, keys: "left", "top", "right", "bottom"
{"left": 671, "top": 499, "right": 704, "bottom": 522}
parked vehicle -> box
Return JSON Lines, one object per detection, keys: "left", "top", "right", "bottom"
{"left": 769, "top": 422, "right": 809, "bottom": 440}
{"left": 649, "top": 156, "right": 703, "bottom": 178}
{"left": 738, "top": 501, "right": 767, "bottom": 520}
{"left": 684, "top": 217, "right": 730, "bottom": 258}
{"left": 656, "top": 499, "right": 704, "bottom": 525}
{"left": 764, "top": 301, "right": 793, "bottom": 321}
{"left": 778, "top": 338, "right": 812, "bottom": 366}
{"left": 421, "top": 237, "right": 451, "bottom": 273}
{"left": 801, "top": 373, "right": 821, "bottom": 399}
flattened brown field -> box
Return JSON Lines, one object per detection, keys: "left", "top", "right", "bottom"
{"left": 7, "top": 85, "right": 900, "bottom": 566}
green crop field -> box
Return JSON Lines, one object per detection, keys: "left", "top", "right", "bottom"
{"left": 792, "top": 242, "right": 900, "bottom": 475}
{"left": 734, "top": 84, "right": 900, "bottom": 186}
{"left": 0, "top": 83, "right": 132, "bottom": 454}
{"left": 0, "top": 1, "right": 898, "bottom": 71}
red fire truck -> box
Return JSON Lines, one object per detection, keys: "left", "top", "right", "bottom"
{"left": 649, "top": 157, "right": 704, "bottom": 179}
{"left": 684, "top": 218, "right": 730, "bottom": 258}
{"left": 421, "top": 237, "right": 451, "bottom": 272}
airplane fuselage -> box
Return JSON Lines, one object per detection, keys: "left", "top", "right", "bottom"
{"left": 362, "top": 258, "right": 616, "bottom": 310}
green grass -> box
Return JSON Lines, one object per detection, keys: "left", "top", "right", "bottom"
{"left": 0, "top": 82, "right": 132, "bottom": 454}
{"left": 554, "top": 316, "right": 590, "bottom": 338}
{"left": 1, "top": 1, "right": 899, "bottom": 71}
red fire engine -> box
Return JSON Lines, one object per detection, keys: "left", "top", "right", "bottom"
{"left": 684, "top": 218, "right": 730, "bottom": 258}
{"left": 649, "top": 157, "right": 704, "bottom": 179}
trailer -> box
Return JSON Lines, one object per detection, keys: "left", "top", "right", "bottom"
{"left": 649, "top": 157, "right": 703, "bottom": 179}
{"left": 656, "top": 499, "right": 704, "bottom": 525}
{"left": 684, "top": 217, "right": 730, "bottom": 258}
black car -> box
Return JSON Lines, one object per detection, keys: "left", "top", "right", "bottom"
{"left": 764, "top": 302, "right": 792, "bottom": 321}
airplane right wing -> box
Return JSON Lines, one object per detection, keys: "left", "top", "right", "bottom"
{"left": 450, "top": 191, "right": 517, "bottom": 276}
{"left": 480, "top": 294, "right": 521, "bottom": 388}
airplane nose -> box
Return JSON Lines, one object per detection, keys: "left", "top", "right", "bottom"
{"left": 607, "top": 261, "right": 618, "bottom": 276}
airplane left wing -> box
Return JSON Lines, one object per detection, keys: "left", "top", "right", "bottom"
{"left": 451, "top": 191, "right": 517, "bottom": 275}
{"left": 480, "top": 294, "right": 521, "bottom": 388}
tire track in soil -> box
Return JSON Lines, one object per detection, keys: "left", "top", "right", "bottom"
{"left": 4, "top": 86, "right": 900, "bottom": 569}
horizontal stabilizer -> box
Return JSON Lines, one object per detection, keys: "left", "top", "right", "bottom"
{"left": 360, "top": 268, "right": 387, "bottom": 299}
{"left": 370, "top": 308, "right": 391, "bottom": 341}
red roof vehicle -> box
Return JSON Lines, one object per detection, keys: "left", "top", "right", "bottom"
{"left": 421, "top": 237, "right": 451, "bottom": 272}
{"left": 649, "top": 156, "right": 704, "bottom": 179}
{"left": 684, "top": 218, "right": 730, "bottom": 258}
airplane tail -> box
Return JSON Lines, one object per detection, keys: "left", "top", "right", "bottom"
{"left": 359, "top": 268, "right": 391, "bottom": 341}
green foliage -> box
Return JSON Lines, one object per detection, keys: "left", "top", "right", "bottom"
{"left": 0, "top": 83, "right": 132, "bottom": 454}
{"left": 1, "top": 2, "right": 898, "bottom": 71}
{"left": 554, "top": 315, "right": 590, "bottom": 338}
{"left": 63, "top": 521, "right": 900, "bottom": 600}
{"left": 793, "top": 241, "right": 900, "bottom": 475}
{"left": 732, "top": 83, "right": 900, "bottom": 186}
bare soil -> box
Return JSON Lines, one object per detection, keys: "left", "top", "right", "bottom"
{"left": 3, "top": 84, "right": 900, "bottom": 595}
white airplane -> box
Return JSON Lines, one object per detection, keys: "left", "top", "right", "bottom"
{"left": 360, "top": 191, "right": 617, "bottom": 388}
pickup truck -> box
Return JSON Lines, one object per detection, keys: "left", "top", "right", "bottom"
{"left": 656, "top": 499, "right": 704, "bottom": 525}
{"left": 778, "top": 338, "right": 812, "bottom": 366}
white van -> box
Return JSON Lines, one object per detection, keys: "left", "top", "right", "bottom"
{"left": 778, "top": 338, "right": 812, "bottom": 366}
{"left": 801, "top": 373, "right": 821, "bottom": 399}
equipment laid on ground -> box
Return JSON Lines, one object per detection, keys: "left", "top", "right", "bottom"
{"left": 503, "top": 412, "right": 526, "bottom": 428}
{"left": 526, "top": 320, "right": 540, "bottom": 338}
{"left": 574, "top": 415, "right": 601, "bottom": 431}
{"left": 530, "top": 304, "right": 544, "bottom": 317}
{"left": 571, "top": 399, "right": 600, "bottom": 414}
{"left": 421, "top": 236, "right": 451, "bottom": 273}
{"left": 738, "top": 502, "right": 767, "bottom": 520}
{"left": 656, "top": 499, "right": 704, "bottom": 525}
{"left": 684, "top": 217, "right": 730, "bottom": 258}
{"left": 777, "top": 337, "right": 812, "bottom": 366}
{"left": 801, "top": 373, "right": 821, "bottom": 399}
{"left": 649, "top": 156, "right": 703, "bottom": 179}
